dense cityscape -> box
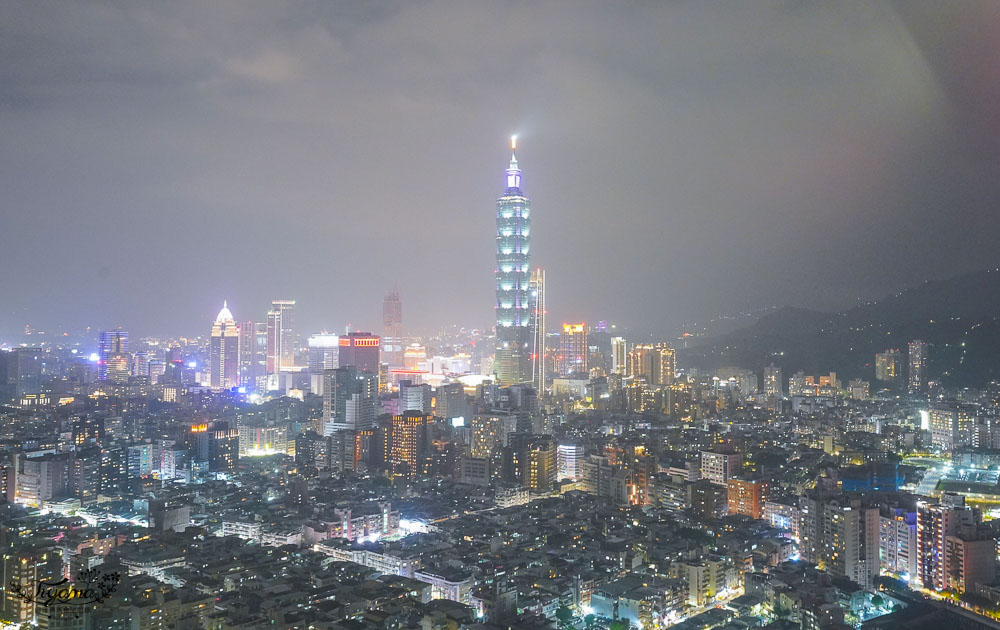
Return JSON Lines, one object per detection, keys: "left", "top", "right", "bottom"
{"left": 3, "top": 137, "right": 1000, "bottom": 630}
{"left": 5, "top": 2, "right": 1000, "bottom": 630}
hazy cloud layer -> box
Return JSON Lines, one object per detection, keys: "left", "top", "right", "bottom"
{"left": 1, "top": 1, "right": 998, "bottom": 339}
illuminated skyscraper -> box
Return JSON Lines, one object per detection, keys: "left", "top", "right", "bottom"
{"left": 382, "top": 289, "right": 404, "bottom": 367}
{"left": 339, "top": 332, "right": 381, "bottom": 374}
{"left": 559, "top": 323, "right": 588, "bottom": 375}
{"left": 323, "top": 366, "right": 378, "bottom": 434}
{"left": 389, "top": 411, "right": 431, "bottom": 479}
{"left": 307, "top": 333, "right": 340, "bottom": 373}
{"left": 209, "top": 301, "right": 240, "bottom": 389}
{"left": 238, "top": 321, "right": 265, "bottom": 388}
{"left": 266, "top": 299, "right": 296, "bottom": 374}
{"left": 529, "top": 269, "right": 546, "bottom": 393}
{"left": 610, "top": 337, "right": 628, "bottom": 375}
{"left": 908, "top": 339, "right": 927, "bottom": 393}
{"left": 494, "top": 136, "right": 533, "bottom": 386}
{"left": 97, "top": 330, "right": 128, "bottom": 382}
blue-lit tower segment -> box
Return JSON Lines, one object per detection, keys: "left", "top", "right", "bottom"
{"left": 494, "top": 136, "right": 533, "bottom": 385}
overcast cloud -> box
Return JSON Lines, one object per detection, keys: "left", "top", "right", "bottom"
{"left": 1, "top": 1, "right": 999, "bottom": 339}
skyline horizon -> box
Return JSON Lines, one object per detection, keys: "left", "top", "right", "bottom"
{"left": 5, "top": 260, "right": 997, "bottom": 346}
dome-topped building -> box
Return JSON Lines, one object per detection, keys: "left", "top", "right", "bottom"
{"left": 210, "top": 300, "right": 240, "bottom": 389}
{"left": 215, "top": 300, "right": 235, "bottom": 325}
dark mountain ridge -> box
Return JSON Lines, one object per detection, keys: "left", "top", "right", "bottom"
{"left": 678, "top": 267, "right": 1000, "bottom": 387}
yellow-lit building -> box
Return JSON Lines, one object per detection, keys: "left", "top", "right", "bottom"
{"left": 558, "top": 323, "right": 588, "bottom": 376}
{"left": 390, "top": 412, "right": 431, "bottom": 479}
{"left": 523, "top": 437, "right": 556, "bottom": 492}
{"left": 626, "top": 343, "right": 675, "bottom": 386}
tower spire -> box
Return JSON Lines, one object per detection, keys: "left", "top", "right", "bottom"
{"left": 506, "top": 135, "right": 521, "bottom": 189}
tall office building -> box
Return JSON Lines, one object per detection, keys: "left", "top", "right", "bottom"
{"left": 382, "top": 289, "right": 404, "bottom": 367}
{"left": 908, "top": 339, "right": 927, "bottom": 393}
{"left": 0, "top": 348, "right": 43, "bottom": 402}
{"left": 529, "top": 269, "right": 546, "bottom": 393}
{"left": 323, "top": 366, "right": 379, "bottom": 434}
{"left": 557, "top": 443, "right": 584, "bottom": 481}
{"left": 132, "top": 350, "right": 149, "bottom": 380}
{"left": 209, "top": 301, "right": 240, "bottom": 389}
{"left": 238, "top": 321, "right": 265, "bottom": 388}
{"left": 399, "top": 379, "right": 432, "bottom": 414}
{"left": 266, "top": 300, "right": 296, "bottom": 374}
{"left": 189, "top": 421, "right": 239, "bottom": 472}
{"left": 339, "top": 332, "right": 381, "bottom": 374}
{"left": 764, "top": 364, "right": 783, "bottom": 398}
{"left": 494, "top": 137, "right": 533, "bottom": 386}
{"left": 436, "top": 382, "right": 468, "bottom": 421}
{"left": 97, "top": 330, "right": 129, "bottom": 382}
{"left": 307, "top": 333, "right": 340, "bottom": 373}
{"left": 559, "top": 323, "right": 588, "bottom": 375}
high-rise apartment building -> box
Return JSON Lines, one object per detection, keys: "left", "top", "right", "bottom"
{"left": 523, "top": 436, "right": 556, "bottom": 492}
{"left": 908, "top": 339, "right": 927, "bottom": 393}
{"left": 1, "top": 545, "right": 62, "bottom": 624}
{"left": 559, "top": 323, "right": 588, "bottom": 376}
{"left": 880, "top": 508, "right": 917, "bottom": 579}
{"left": 389, "top": 411, "right": 431, "bottom": 479}
{"left": 210, "top": 301, "right": 240, "bottom": 389}
{"left": 266, "top": 300, "right": 296, "bottom": 374}
{"left": 821, "top": 496, "right": 880, "bottom": 588}
{"left": 494, "top": 137, "right": 533, "bottom": 386}
{"left": 610, "top": 337, "right": 628, "bottom": 375}
{"left": 700, "top": 449, "right": 742, "bottom": 486}
{"left": 626, "top": 343, "right": 675, "bottom": 386}
{"left": 529, "top": 268, "right": 546, "bottom": 393}
{"left": 764, "top": 364, "right": 782, "bottom": 398}
{"left": 727, "top": 477, "right": 769, "bottom": 520}
{"left": 875, "top": 349, "right": 902, "bottom": 385}
{"left": 916, "top": 493, "right": 993, "bottom": 593}
{"left": 382, "top": 289, "right": 404, "bottom": 368}
{"left": 927, "top": 405, "right": 978, "bottom": 451}
{"left": 338, "top": 332, "right": 381, "bottom": 374}
{"left": 471, "top": 413, "right": 517, "bottom": 459}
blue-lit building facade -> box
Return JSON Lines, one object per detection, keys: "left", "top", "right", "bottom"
{"left": 494, "top": 140, "right": 533, "bottom": 386}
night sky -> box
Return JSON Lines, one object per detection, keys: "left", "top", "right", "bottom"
{"left": 2, "top": 1, "right": 999, "bottom": 340}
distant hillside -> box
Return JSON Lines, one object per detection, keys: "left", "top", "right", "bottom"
{"left": 678, "top": 267, "right": 1000, "bottom": 387}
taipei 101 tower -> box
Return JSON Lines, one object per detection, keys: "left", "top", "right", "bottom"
{"left": 494, "top": 136, "right": 533, "bottom": 385}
